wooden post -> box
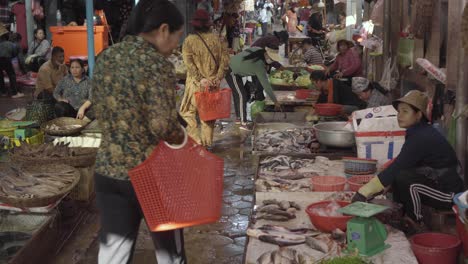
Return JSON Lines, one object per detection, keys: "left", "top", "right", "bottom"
{"left": 446, "top": 0, "right": 464, "bottom": 91}
{"left": 426, "top": 0, "right": 442, "bottom": 66}
{"left": 390, "top": 0, "right": 401, "bottom": 59}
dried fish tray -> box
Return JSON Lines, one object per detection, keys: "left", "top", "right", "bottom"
{"left": 252, "top": 123, "right": 316, "bottom": 155}
{"left": 0, "top": 163, "right": 80, "bottom": 208}
{"left": 254, "top": 112, "right": 308, "bottom": 124}
{"left": 42, "top": 117, "right": 90, "bottom": 136}
{"left": 10, "top": 147, "right": 97, "bottom": 168}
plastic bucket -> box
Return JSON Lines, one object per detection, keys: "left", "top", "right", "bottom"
{"left": 305, "top": 201, "right": 353, "bottom": 232}
{"left": 410, "top": 232, "right": 461, "bottom": 264}
{"left": 453, "top": 205, "right": 468, "bottom": 257}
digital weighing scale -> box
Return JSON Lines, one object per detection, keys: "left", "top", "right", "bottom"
{"left": 337, "top": 202, "right": 391, "bottom": 256}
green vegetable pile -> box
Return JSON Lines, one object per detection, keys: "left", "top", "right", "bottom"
{"left": 269, "top": 69, "right": 315, "bottom": 88}
{"left": 321, "top": 256, "right": 369, "bottom": 264}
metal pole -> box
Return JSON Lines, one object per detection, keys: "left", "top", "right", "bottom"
{"left": 86, "top": 0, "right": 95, "bottom": 77}
{"left": 25, "top": 0, "right": 34, "bottom": 45}
{"left": 382, "top": 0, "right": 391, "bottom": 61}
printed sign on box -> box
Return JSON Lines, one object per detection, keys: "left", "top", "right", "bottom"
{"left": 352, "top": 106, "right": 406, "bottom": 167}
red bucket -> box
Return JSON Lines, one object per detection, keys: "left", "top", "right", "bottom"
{"left": 410, "top": 232, "right": 461, "bottom": 264}
{"left": 306, "top": 201, "right": 353, "bottom": 232}
{"left": 453, "top": 206, "right": 468, "bottom": 257}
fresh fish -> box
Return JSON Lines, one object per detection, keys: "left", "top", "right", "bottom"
{"left": 305, "top": 236, "right": 328, "bottom": 253}
{"left": 331, "top": 228, "right": 346, "bottom": 241}
{"left": 259, "top": 235, "right": 305, "bottom": 247}
{"left": 279, "top": 201, "right": 291, "bottom": 210}
{"left": 257, "top": 214, "right": 290, "bottom": 222}
{"left": 255, "top": 128, "right": 317, "bottom": 153}
{"left": 258, "top": 204, "right": 281, "bottom": 212}
{"left": 290, "top": 201, "right": 302, "bottom": 210}
{"left": 257, "top": 251, "right": 273, "bottom": 264}
{"left": 258, "top": 225, "right": 318, "bottom": 235}
{"left": 263, "top": 199, "right": 279, "bottom": 205}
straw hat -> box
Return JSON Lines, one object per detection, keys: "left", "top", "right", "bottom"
{"left": 0, "top": 23, "right": 8, "bottom": 37}
{"left": 392, "top": 90, "right": 429, "bottom": 119}
{"left": 265, "top": 47, "right": 281, "bottom": 62}
{"left": 352, "top": 77, "right": 370, "bottom": 93}
{"left": 191, "top": 9, "right": 212, "bottom": 27}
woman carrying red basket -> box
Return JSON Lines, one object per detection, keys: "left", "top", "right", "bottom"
{"left": 92, "top": 1, "right": 187, "bottom": 263}
{"left": 180, "top": 9, "right": 229, "bottom": 150}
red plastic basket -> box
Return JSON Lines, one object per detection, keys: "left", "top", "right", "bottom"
{"left": 128, "top": 133, "right": 224, "bottom": 232}
{"left": 195, "top": 88, "right": 232, "bottom": 121}
{"left": 347, "top": 175, "right": 374, "bottom": 192}
{"left": 410, "top": 233, "right": 461, "bottom": 264}
{"left": 306, "top": 201, "right": 353, "bottom": 232}
{"left": 311, "top": 176, "right": 346, "bottom": 192}
{"left": 314, "top": 103, "right": 343, "bottom": 116}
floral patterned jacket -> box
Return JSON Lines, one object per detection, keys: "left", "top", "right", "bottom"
{"left": 92, "top": 35, "right": 183, "bottom": 179}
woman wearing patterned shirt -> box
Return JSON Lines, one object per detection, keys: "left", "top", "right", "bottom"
{"left": 91, "top": 1, "right": 187, "bottom": 263}
{"left": 180, "top": 9, "right": 229, "bottom": 149}
{"left": 53, "top": 58, "right": 93, "bottom": 119}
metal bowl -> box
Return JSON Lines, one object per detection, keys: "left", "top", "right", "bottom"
{"left": 313, "top": 121, "right": 355, "bottom": 148}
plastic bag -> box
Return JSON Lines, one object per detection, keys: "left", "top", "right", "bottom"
{"left": 379, "top": 58, "right": 399, "bottom": 91}
{"left": 398, "top": 38, "right": 414, "bottom": 67}
{"left": 128, "top": 127, "right": 224, "bottom": 232}
{"left": 195, "top": 88, "right": 232, "bottom": 121}
{"left": 370, "top": 0, "right": 384, "bottom": 26}
{"left": 250, "top": 101, "right": 265, "bottom": 120}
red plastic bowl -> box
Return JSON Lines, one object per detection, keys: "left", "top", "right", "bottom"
{"left": 314, "top": 103, "right": 343, "bottom": 116}
{"left": 306, "top": 200, "right": 353, "bottom": 232}
{"left": 410, "top": 233, "right": 461, "bottom": 264}
{"left": 311, "top": 176, "right": 346, "bottom": 192}
{"left": 347, "top": 175, "right": 374, "bottom": 192}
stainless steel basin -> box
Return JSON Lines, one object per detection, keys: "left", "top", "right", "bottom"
{"left": 313, "top": 121, "right": 355, "bottom": 148}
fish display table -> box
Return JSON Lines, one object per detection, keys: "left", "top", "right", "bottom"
{"left": 264, "top": 91, "right": 316, "bottom": 106}
{"left": 244, "top": 192, "right": 418, "bottom": 264}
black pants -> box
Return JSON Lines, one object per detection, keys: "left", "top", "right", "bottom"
{"left": 392, "top": 168, "right": 463, "bottom": 222}
{"left": 26, "top": 56, "right": 46, "bottom": 73}
{"left": 55, "top": 102, "right": 78, "bottom": 118}
{"left": 251, "top": 76, "right": 266, "bottom": 101}
{"left": 0, "top": 57, "right": 18, "bottom": 95}
{"left": 95, "top": 173, "right": 186, "bottom": 264}
{"left": 55, "top": 101, "right": 96, "bottom": 119}
{"left": 225, "top": 68, "right": 249, "bottom": 123}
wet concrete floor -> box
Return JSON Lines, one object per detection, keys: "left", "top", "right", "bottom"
{"left": 48, "top": 121, "right": 256, "bottom": 264}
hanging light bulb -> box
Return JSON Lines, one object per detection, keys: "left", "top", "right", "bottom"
{"left": 318, "top": 0, "right": 325, "bottom": 8}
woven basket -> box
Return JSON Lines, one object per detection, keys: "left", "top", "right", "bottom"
{"left": 42, "top": 117, "right": 90, "bottom": 136}
{"left": 10, "top": 147, "right": 97, "bottom": 168}
{"left": 0, "top": 164, "right": 80, "bottom": 208}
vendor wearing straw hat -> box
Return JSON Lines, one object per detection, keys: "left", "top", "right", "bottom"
{"left": 353, "top": 90, "right": 463, "bottom": 232}
{"left": 226, "top": 47, "right": 281, "bottom": 130}
{"left": 180, "top": 9, "right": 229, "bottom": 149}
{"left": 351, "top": 77, "right": 392, "bottom": 108}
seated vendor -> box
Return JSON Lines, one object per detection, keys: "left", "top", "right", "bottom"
{"left": 351, "top": 77, "right": 392, "bottom": 108}
{"left": 35, "top": 46, "right": 68, "bottom": 99}
{"left": 353, "top": 90, "right": 464, "bottom": 232}
{"left": 53, "top": 59, "right": 93, "bottom": 120}
{"left": 302, "top": 38, "right": 323, "bottom": 65}
{"left": 326, "top": 40, "right": 362, "bottom": 79}
{"left": 310, "top": 70, "right": 366, "bottom": 114}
